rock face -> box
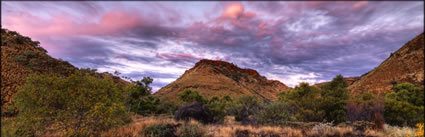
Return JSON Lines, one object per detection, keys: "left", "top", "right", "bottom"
{"left": 174, "top": 102, "right": 214, "bottom": 124}
{"left": 154, "top": 59, "right": 290, "bottom": 102}
{"left": 348, "top": 32, "right": 424, "bottom": 95}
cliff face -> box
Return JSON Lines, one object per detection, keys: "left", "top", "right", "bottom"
{"left": 154, "top": 59, "right": 290, "bottom": 102}
{"left": 348, "top": 32, "right": 424, "bottom": 94}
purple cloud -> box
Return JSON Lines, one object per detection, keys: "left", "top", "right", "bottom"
{"left": 1, "top": 1, "right": 423, "bottom": 90}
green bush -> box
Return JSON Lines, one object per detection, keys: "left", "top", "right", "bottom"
{"left": 320, "top": 75, "right": 349, "bottom": 123}
{"left": 228, "top": 95, "right": 260, "bottom": 121}
{"left": 143, "top": 124, "right": 177, "bottom": 137}
{"left": 254, "top": 102, "right": 292, "bottom": 125}
{"left": 12, "top": 72, "right": 131, "bottom": 136}
{"left": 384, "top": 83, "right": 424, "bottom": 127}
{"left": 177, "top": 123, "right": 205, "bottom": 137}
{"left": 279, "top": 75, "right": 349, "bottom": 123}
{"left": 280, "top": 82, "right": 325, "bottom": 122}
{"left": 177, "top": 89, "right": 207, "bottom": 104}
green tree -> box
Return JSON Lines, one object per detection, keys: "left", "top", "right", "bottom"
{"left": 177, "top": 89, "right": 206, "bottom": 104}
{"left": 320, "top": 75, "right": 349, "bottom": 123}
{"left": 384, "top": 83, "right": 424, "bottom": 127}
{"left": 12, "top": 72, "right": 131, "bottom": 136}
{"left": 280, "top": 82, "right": 325, "bottom": 122}
{"left": 126, "top": 77, "right": 154, "bottom": 114}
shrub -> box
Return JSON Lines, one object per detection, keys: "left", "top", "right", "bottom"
{"left": 178, "top": 89, "right": 207, "bottom": 104}
{"left": 254, "top": 102, "right": 292, "bottom": 125}
{"left": 384, "top": 83, "right": 424, "bottom": 127}
{"left": 177, "top": 123, "right": 205, "bottom": 137}
{"left": 12, "top": 72, "right": 131, "bottom": 136}
{"left": 320, "top": 75, "right": 349, "bottom": 123}
{"left": 280, "top": 82, "right": 325, "bottom": 122}
{"left": 346, "top": 92, "right": 385, "bottom": 129}
{"left": 143, "top": 124, "right": 178, "bottom": 137}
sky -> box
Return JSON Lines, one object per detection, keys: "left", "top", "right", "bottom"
{"left": 2, "top": 1, "right": 424, "bottom": 92}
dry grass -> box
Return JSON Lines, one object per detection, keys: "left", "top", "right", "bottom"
{"left": 103, "top": 115, "right": 417, "bottom": 137}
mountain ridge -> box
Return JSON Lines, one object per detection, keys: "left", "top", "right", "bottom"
{"left": 154, "top": 59, "right": 290, "bottom": 102}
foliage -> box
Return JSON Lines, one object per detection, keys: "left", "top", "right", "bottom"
{"left": 125, "top": 77, "right": 178, "bottom": 115}
{"left": 177, "top": 89, "right": 207, "bottom": 104}
{"left": 228, "top": 95, "right": 260, "bottom": 121}
{"left": 1, "top": 28, "right": 46, "bottom": 52}
{"left": 177, "top": 123, "right": 205, "bottom": 137}
{"left": 142, "top": 124, "right": 177, "bottom": 137}
{"left": 254, "top": 102, "right": 292, "bottom": 125}
{"left": 346, "top": 92, "right": 385, "bottom": 129}
{"left": 280, "top": 82, "right": 325, "bottom": 122}
{"left": 384, "top": 83, "right": 424, "bottom": 127}
{"left": 204, "top": 96, "right": 233, "bottom": 123}
{"left": 279, "top": 75, "right": 350, "bottom": 123}
{"left": 320, "top": 75, "right": 350, "bottom": 123}
{"left": 11, "top": 72, "right": 131, "bottom": 136}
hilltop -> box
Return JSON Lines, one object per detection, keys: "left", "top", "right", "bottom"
{"left": 154, "top": 59, "right": 289, "bottom": 102}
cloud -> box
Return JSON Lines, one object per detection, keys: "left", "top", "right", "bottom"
{"left": 1, "top": 1, "right": 423, "bottom": 91}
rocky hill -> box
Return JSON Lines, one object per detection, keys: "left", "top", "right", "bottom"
{"left": 1, "top": 28, "right": 126, "bottom": 111}
{"left": 154, "top": 59, "right": 290, "bottom": 102}
{"left": 348, "top": 32, "right": 424, "bottom": 95}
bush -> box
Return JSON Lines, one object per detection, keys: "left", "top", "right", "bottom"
{"left": 320, "top": 75, "right": 349, "bottom": 123}
{"left": 12, "top": 72, "right": 131, "bottom": 136}
{"left": 177, "top": 123, "right": 205, "bottom": 137}
{"left": 254, "top": 102, "right": 292, "bottom": 125}
{"left": 384, "top": 83, "right": 424, "bottom": 127}
{"left": 280, "top": 82, "right": 325, "bottom": 122}
{"left": 346, "top": 92, "right": 385, "bottom": 129}
{"left": 143, "top": 124, "right": 178, "bottom": 137}
{"left": 178, "top": 89, "right": 207, "bottom": 104}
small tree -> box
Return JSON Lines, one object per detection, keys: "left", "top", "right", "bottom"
{"left": 320, "top": 75, "right": 349, "bottom": 123}
{"left": 384, "top": 83, "right": 424, "bottom": 127}
{"left": 13, "top": 72, "right": 131, "bottom": 136}
{"left": 280, "top": 82, "right": 325, "bottom": 122}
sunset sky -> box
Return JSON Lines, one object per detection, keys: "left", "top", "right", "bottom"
{"left": 2, "top": 1, "right": 424, "bottom": 91}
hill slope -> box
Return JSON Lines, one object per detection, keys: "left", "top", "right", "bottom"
{"left": 348, "top": 32, "right": 424, "bottom": 94}
{"left": 154, "top": 59, "right": 289, "bottom": 102}
{"left": 1, "top": 29, "right": 127, "bottom": 111}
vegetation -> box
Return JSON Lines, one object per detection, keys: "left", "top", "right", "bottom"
{"left": 384, "top": 83, "right": 424, "bottom": 127}
{"left": 177, "top": 89, "right": 207, "bottom": 104}
{"left": 279, "top": 75, "right": 350, "bottom": 123}
{"left": 143, "top": 124, "right": 178, "bottom": 137}
{"left": 126, "top": 77, "right": 178, "bottom": 115}
{"left": 176, "top": 123, "right": 205, "bottom": 137}
{"left": 254, "top": 102, "right": 292, "bottom": 125}
{"left": 8, "top": 72, "right": 131, "bottom": 136}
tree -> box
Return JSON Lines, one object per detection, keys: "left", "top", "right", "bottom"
{"left": 177, "top": 89, "right": 206, "bottom": 104}
{"left": 12, "top": 72, "right": 131, "bottom": 136}
{"left": 280, "top": 82, "right": 325, "bottom": 122}
{"left": 320, "top": 75, "right": 349, "bottom": 123}
{"left": 126, "top": 77, "right": 154, "bottom": 113}
{"left": 384, "top": 83, "right": 424, "bottom": 127}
